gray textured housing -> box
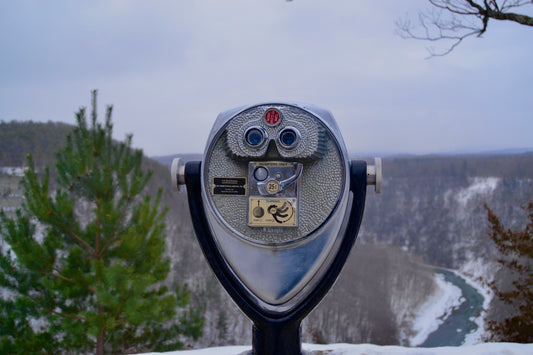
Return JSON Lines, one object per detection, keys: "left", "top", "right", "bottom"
{"left": 205, "top": 104, "right": 344, "bottom": 244}
{"left": 200, "top": 103, "right": 351, "bottom": 311}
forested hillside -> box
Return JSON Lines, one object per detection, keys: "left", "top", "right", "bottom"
{"left": 151, "top": 151, "right": 533, "bottom": 346}
{"left": 2, "top": 121, "right": 532, "bottom": 347}
{"left": 0, "top": 121, "right": 73, "bottom": 168}
{"left": 361, "top": 154, "right": 533, "bottom": 269}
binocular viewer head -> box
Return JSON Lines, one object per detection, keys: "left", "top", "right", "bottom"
{"left": 172, "top": 102, "right": 381, "bottom": 316}
{"left": 203, "top": 103, "right": 351, "bottom": 247}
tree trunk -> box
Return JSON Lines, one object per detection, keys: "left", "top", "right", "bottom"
{"left": 96, "top": 328, "right": 105, "bottom": 355}
{"left": 489, "top": 10, "right": 533, "bottom": 27}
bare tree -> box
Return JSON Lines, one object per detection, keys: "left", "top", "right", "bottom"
{"left": 397, "top": 1, "right": 533, "bottom": 57}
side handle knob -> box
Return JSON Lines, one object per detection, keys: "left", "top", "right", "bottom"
{"left": 366, "top": 157, "right": 382, "bottom": 194}
{"left": 171, "top": 158, "right": 186, "bottom": 192}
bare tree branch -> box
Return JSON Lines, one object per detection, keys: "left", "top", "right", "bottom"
{"left": 397, "top": 0, "right": 533, "bottom": 57}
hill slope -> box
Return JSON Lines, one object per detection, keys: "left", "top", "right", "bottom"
{"left": 3, "top": 121, "right": 532, "bottom": 347}
{"left": 0, "top": 121, "right": 73, "bottom": 167}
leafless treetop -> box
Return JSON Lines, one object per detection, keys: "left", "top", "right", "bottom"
{"left": 397, "top": 1, "right": 533, "bottom": 57}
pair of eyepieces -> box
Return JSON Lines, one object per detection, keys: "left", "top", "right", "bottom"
{"left": 245, "top": 126, "right": 301, "bottom": 150}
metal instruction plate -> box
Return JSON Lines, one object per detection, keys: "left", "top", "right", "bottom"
{"left": 212, "top": 177, "right": 247, "bottom": 196}
{"left": 248, "top": 197, "right": 297, "bottom": 227}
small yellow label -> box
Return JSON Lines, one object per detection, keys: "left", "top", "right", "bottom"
{"left": 248, "top": 197, "right": 297, "bottom": 227}
{"left": 265, "top": 180, "right": 280, "bottom": 194}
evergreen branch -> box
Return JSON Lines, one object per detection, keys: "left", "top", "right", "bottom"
{"left": 95, "top": 215, "right": 102, "bottom": 258}
{"left": 97, "top": 200, "right": 131, "bottom": 259}
{"left": 45, "top": 307, "right": 87, "bottom": 321}
{"left": 43, "top": 269, "right": 97, "bottom": 294}
{"left": 49, "top": 209, "right": 95, "bottom": 254}
{"left": 97, "top": 234, "right": 118, "bottom": 259}
{"left": 484, "top": 200, "right": 533, "bottom": 341}
{"left": 43, "top": 270, "right": 76, "bottom": 284}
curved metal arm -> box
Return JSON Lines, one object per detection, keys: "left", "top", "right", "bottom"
{"left": 257, "top": 163, "right": 303, "bottom": 195}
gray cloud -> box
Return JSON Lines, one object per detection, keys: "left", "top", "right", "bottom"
{"left": 1, "top": 0, "right": 531, "bottom": 156}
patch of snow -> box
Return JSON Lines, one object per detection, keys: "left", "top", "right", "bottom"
{"left": 443, "top": 189, "right": 454, "bottom": 208}
{"left": 0, "top": 287, "right": 17, "bottom": 300}
{"left": 409, "top": 272, "right": 463, "bottom": 346}
{"left": 140, "top": 342, "right": 533, "bottom": 355}
{"left": 0, "top": 167, "right": 26, "bottom": 176}
{"left": 28, "top": 316, "right": 49, "bottom": 333}
{"left": 455, "top": 177, "right": 500, "bottom": 206}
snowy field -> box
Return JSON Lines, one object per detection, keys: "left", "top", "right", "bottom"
{"left": 142, "top": 342, "right": 533, "bottom": 355}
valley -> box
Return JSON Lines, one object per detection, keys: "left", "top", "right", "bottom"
{"left": 1, "top": 121, "right": 532, "bottom": 347}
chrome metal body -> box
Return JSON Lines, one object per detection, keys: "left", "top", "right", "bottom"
{"left": 171, "top": 103, "right": 383, "bottom": 355}
{"left": 200, "top": 103, "right": 351, "bottom": 313}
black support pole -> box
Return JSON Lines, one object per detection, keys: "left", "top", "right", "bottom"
{"left": 252, "top": 320, "right": 301, "bottom": 355}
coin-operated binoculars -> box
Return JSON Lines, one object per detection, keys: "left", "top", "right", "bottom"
{"left": 171, "top": 103, "right": 381, "bottom": 355}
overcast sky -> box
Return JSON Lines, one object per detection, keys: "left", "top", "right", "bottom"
{"left": 1, "top": 0, "right": 532, "bottom": 156}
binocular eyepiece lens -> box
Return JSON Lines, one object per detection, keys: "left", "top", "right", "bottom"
{"left": 245, "top": 127, "right": 266, "bottom": 147}
{"left": 278, "top": 127, "right": 300, "bottom": 149}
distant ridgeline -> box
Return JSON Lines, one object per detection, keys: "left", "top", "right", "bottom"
{"left": 382, "top": 153, "right": 533, "bottom": 178}
{"left": 0, "top": 121, "right": 74, "bottom": 167}
{"left": 155, "top": 151, "right": 533, "bottom": 178}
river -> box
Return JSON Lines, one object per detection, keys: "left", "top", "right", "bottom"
{"left": 420, "top": 269, "right": 485, "bottom": 347}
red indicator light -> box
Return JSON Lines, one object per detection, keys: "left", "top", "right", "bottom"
{"left": 264, "top": 109, "right": 281, "bottom": 126}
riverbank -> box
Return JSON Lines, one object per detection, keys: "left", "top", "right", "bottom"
{"left": 458, "top": 260, "right": 494, "bottom": 345}
{"left": 422, "top": 270, "right": 485, "bottom": 346}
{"left": 409, "top": 271, "right": 463, "bottom": 346}
{"left": 409, "top": 265, "right": 493, "bottom": 347}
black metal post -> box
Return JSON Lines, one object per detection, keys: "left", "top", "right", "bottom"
{"left": 252, "top": 320, "right": 301, "bottom": 355}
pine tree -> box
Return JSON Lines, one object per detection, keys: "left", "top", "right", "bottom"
{"left": 215, "top": 310, "right": 228, "bottom": 345}
{"left": 484, "top": 201, "right": 533, "bottom": 342}
{"left": 0, "top": 91, "right": 203, "bottom": 354}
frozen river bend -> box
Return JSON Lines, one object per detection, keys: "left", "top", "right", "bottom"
{"left": 411, "top": 268, "right": 487, "bottom": 347}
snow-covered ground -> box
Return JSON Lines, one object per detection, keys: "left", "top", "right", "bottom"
{"left": 455, "top": 177, "right": 500, "bottom": 207}
{"left": 0, "top": 166, "right": 26, "bottom": 176}
{"left": 142, "top": 342, "right": 533, "bottom": 355}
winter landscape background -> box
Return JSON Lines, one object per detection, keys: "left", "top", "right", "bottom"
{"left": 1, "top": 121, "right": 532, "bottom": 352}
{"left": 2, "top": 1, "right": 532, "bottom": 353}
{"left": 152, "top": 151, "right": 533, "bottom": 349}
